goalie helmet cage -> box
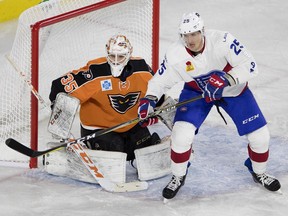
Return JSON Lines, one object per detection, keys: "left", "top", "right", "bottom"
{"left": 0, "top": 0, "right": 159, "bottom": 168}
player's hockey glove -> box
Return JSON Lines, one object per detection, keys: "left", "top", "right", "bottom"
{"left": 138, "top": 95, "right": 158, "bottom": 127}
{"left": 204, "top": 70, "right": 234, "bottom": 103}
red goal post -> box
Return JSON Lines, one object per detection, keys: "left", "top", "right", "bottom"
{"left": 0, "top": 0, "right": 159, "bottom": 168}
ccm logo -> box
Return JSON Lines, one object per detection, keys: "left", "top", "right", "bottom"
{"left": 73, "top": 144, "right": 104, "bottom": 178}
{"left": 242, "top": 114, "right": 259, "bottom": 124}
{"left": 136, "top": 135, "right": 151, "bottom": 146}
{"left": 50, "top": 108, "right": 62, "bottom": 125}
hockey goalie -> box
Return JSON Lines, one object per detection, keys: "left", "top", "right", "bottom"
{"left": 43, "top": 35, "right": 175, "bottom": 186}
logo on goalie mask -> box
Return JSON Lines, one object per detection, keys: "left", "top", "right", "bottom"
{"left": 108, "top": 92, "right": 140, "bottom": 114}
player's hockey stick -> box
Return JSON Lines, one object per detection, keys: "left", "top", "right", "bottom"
{"left": 5, "top": 54, "right": 51, "bottom": 112}
{"left": 5, "top": 95, "right": 202, "bottom": 157}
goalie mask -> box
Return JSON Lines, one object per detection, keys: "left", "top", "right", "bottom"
{"left": 106, "top": 35, "right": 133, "bottom": 77}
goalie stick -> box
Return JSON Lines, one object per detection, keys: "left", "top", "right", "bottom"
{"left": 5, "top": 94, "right": 202, "bottom": 157}
{"left": 5, "top": 54, "right": 51, "bottom": 112}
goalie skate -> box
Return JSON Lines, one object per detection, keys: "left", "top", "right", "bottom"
{"left": 244, "top": 158, "right": 281, "bottom": 192}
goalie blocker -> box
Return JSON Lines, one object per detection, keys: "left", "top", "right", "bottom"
{"left": 44, "top": 138, "right": 171, "bottom": 183}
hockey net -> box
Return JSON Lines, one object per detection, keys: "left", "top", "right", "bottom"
{"left": 0, "top": 0, "right": 159, "bottom": 168}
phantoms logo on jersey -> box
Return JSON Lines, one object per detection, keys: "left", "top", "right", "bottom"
{"left": 101, "top": 79, "right": 112, "bottom": 91}
{"left": 108, "top": 92, "right": 140, "bottom": 114}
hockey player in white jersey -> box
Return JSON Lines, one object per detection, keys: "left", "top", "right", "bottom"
{"left": 137, "top": 12, "right": 281, "bottom": 200}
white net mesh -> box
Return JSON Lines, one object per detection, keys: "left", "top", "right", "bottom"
{"left": 0, "top": 0, "right": 158, "bottom": 166}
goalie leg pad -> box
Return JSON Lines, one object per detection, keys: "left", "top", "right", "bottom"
{"left": 44, "top": 142, "right": 127, "bottom": 184}
{"left": 135, "top": 139, "right": 171, "bottom": 181}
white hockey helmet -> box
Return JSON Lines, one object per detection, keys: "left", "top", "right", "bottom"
{"left": 106, "top": 34, "right": 133, "bottom": 77}
{"left": 179, "top": 12, "right": 204, "bottom": 35}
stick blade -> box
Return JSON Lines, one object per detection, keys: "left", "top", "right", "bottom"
{"left": 5, "top": 138, "right": 34, "bottom": 157}
{"left": 99, "top": 180, "right": 148, "bottom": 193}
{"left": 113, "top": 181, "right": 149, "bottom": 192}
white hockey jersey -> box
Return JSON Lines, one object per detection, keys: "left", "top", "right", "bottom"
{"left": 146, "top": 29, "right": 258, "bottom": 99}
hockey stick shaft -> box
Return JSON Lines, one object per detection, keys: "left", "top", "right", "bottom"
{"left": 5, "top": 54, "right": 51, "bottom": 112}
{"left": 6, "top": 95, "right": 202, "bottom": 157}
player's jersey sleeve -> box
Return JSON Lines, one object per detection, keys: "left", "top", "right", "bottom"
{"left": 49, "top": 58, "right": 107, "bottom": 105}
{"left": 220, "top": 32, "right": 258, "bottom": 84}
{"left": 145, "top": 42, "right": 185, "bottom": 100}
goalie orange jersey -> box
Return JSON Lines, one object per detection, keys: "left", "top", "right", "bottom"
{"left": 50, "top": 57, "right": 154, "bottom": 132}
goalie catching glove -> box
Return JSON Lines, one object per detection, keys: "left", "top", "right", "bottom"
{"left": 138, "top": 95, "right": 158, "bottom": 127}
